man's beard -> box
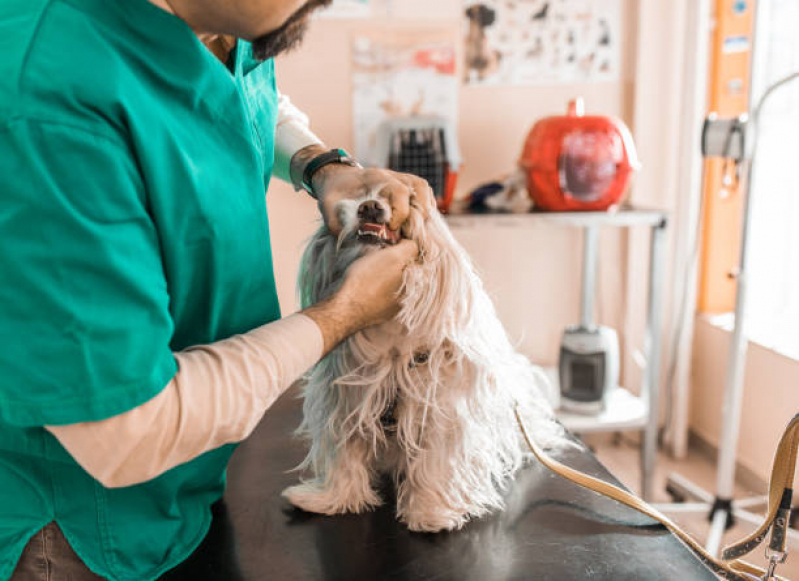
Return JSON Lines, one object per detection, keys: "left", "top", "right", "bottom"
{"left": 252, "top": 0, "right": 333, "bottom": 61}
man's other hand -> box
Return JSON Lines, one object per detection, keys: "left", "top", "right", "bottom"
{"left": 302, "top": 239, "right": 420, "bottom": 354}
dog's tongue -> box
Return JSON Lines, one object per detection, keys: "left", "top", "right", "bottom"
{"left": 361, "top": 223, "right": 384, "bottom": 235}
{"left": 361, "top": 223, "right": 401, "bottom": 244}
{"left": 385, "top": 228, "right": 401, "bottom": 244}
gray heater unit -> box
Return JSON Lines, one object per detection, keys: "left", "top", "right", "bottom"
{"left": 558, "top": 227, "right": 620, "bottom": 414}
{"left": 559, "top": 324, "right": 619, "bottom": 414}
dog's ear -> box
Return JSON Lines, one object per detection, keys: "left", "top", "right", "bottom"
{"left": 298, "top": 228, "right": 338, "bottom": 309}
{"left": 398, "top": 211, "right": 480, "bottom": 347}
{"left": 477, "top": 4, "right": 496, "bottom": 27}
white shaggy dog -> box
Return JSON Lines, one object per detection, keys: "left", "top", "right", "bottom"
{"left": 282, "top": 186, "right": 565, "bottom": 532}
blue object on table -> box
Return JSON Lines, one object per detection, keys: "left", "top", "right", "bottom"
{"left": 468, "top": 181, "right": 505, "bottom": 210}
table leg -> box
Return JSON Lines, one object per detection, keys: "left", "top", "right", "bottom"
{"left": 641, "top": 220, "right": 668, "bottom": 501}
{"left": 580, "top": 226, "right": 600, "bottom": 327}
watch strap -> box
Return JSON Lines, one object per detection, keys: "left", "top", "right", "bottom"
{"left": 301, "top": 148, "right": 361, "bottom": 198}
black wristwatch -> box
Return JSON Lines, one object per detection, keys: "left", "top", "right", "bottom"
{"left": 299, "top": 148, "right": 362, "bottom": 198}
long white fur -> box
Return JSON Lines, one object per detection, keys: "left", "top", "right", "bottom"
{"left": 283, "top": 192, "right": 568, "bottom": 532}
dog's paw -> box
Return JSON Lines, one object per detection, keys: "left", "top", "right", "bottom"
{"left": 401, "top": 508, "right": 471, "bottom": 533}
{"left": 282, "top": 482, "right": 382, "bottom": 516}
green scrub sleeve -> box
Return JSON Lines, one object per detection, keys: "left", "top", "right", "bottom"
{"left": 0, "top": 119, "right": 178, "bottom": 427}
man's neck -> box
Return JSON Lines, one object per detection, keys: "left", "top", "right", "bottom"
{"left": 147, "top": 0, "right": 175, "bottom": 15}
{"left": 145, "top": 0, "right": 219, "bottom": 50}
{"left": 144, "top": 0, "right": 237, "bottom": 61}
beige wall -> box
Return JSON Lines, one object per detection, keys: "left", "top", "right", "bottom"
{"left": 690, "top": 319, "right": 799, "bottom": 482}
{"left": 269, "top": 0, "right": 637, "bottom": 365}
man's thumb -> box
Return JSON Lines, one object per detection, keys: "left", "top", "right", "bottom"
{"left": 394, "top": 239, "right": 419, "bottom": 264}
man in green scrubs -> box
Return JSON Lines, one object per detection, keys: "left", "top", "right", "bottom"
{"left": 0, "top": 0, "right": 432, "bottom": 579}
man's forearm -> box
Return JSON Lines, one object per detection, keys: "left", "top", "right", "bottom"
{"left": 46, "top": 290, "right": 380, "bottom": 489}
{"left": 301, "top": 293, "right": 361, "bottom": 355}
{"left": 289, "top": 143, "right": 355, "bottom": 199}
{"left": 46, "top": 313, "right": 323, "bottom": 488}
{"left": 289, "top": 143, "right": 326, "bottom": 195}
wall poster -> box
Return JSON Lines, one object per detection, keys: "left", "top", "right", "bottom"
{"left": 463, "top": 0, "right": 622, "bottom": 85}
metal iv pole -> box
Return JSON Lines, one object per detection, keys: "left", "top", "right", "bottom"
{"left": 659, "top": 0, "right": 799, "bottom": 556}
{"left": 705, "top": 68, "right": 799, "bottom": 556}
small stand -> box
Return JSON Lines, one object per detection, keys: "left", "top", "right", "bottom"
{"left": 447, "top": 208, "right": 668, "bottom": 500}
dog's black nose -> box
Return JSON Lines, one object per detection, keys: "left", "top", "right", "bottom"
{"left": 358, "top": 200, "right": 385, "bottom": 224}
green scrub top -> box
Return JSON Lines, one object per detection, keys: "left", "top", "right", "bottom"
{"left": 0, "top": 0, "right": 282, "bottom": 579}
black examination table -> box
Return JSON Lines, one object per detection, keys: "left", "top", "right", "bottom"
{"left": 161, "top": 389, "right": 716, "bottom": 581}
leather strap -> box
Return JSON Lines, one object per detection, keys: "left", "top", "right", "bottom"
{"left": 300, "top": 148, "right": 361, "bottom": 197}
{"left": 515, "top": 408, "right": 799, "bottom": 581}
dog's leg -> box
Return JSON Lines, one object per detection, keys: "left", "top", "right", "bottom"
{"left": 396, "top": 441, "right": 483, "bottom": 533}
{"left": 282, "top": 435, "right": 382, "bottom": 515}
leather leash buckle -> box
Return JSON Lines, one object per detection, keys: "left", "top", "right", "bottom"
{"left": 762, "top": 547, "right": 787, "bottom": 581}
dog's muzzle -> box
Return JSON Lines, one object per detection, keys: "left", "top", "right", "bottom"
{"left": 355, "top": 200, "right": 401, "bottom": 245}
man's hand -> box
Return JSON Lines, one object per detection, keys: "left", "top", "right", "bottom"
{"left": 316, "top": 166, "right": 436, "bottom": 235}
{"left": 302, "top": 239, "right": 419, "bottom": 354}
{"left": 291, "top": 145, "right": 436, "bottom": 235}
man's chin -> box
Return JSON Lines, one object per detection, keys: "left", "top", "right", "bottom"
{"left": 251, "top": 0, "right": 333, "bottom": 61}
{"left": 251, "top": 20, "right": 309, "bottom": 61}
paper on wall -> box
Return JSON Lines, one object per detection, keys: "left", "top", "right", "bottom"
{"left": 351, "top": 33, "right": 459, "bottom": 166}
{"left": 463, "top": 0, "right": 621, "bottom": 85}
{"left": 319, "top": 0, "right": 371, "bottom": 19}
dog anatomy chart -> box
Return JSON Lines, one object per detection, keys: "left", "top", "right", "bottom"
{"left": 463, "top": 0, "right": 621, "bottom": 85}
{"left": 351, "top": 34, "right": 458, "bottom": 165}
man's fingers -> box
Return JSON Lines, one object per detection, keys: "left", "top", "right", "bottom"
{"left": 382, "top": 184, "right": 410, "bottom": 232}
{"left": 395, "top": 173, "right": 435, "bottom": 217}
{"left": 321, "top": 196, "right": 342, "bottom": 235}
{"left": 392, "top": 239, "right": 419, "bottom": 265}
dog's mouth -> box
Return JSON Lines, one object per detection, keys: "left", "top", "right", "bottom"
{"left": 356, "top": 222, "right": 401, "bottom": 245}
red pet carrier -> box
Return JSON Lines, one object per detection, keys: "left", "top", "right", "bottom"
{"left": 520, "top": 98, "right": 639, "bottom": 212}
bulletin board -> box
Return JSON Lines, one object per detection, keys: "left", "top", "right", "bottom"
{"left": 463, "top": 0, "right": 622, "bottom": 85}
{"left": 350, "top": 32, "right": 459, "bottom": 165}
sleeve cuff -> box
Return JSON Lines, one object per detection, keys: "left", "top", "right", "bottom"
{"left": 272, "top": 93, "right": 324, "bottom": 184}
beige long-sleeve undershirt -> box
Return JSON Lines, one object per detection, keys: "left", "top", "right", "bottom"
{"left": 46, "top": 314, "right": 323, "bottom": 488}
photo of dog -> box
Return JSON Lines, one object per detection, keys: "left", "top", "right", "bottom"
{"left": 282, "top": 185, "right": 566, "bottom": 532}
{"left": 462, "top": 0, "right": 620, "bottom": 86}
{"left": 464, "top": 3, "right": 502, "bottom": 82}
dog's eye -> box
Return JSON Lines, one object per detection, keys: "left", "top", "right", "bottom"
{"left": 410, "top": 352, "right": 430, "bottom": 368}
